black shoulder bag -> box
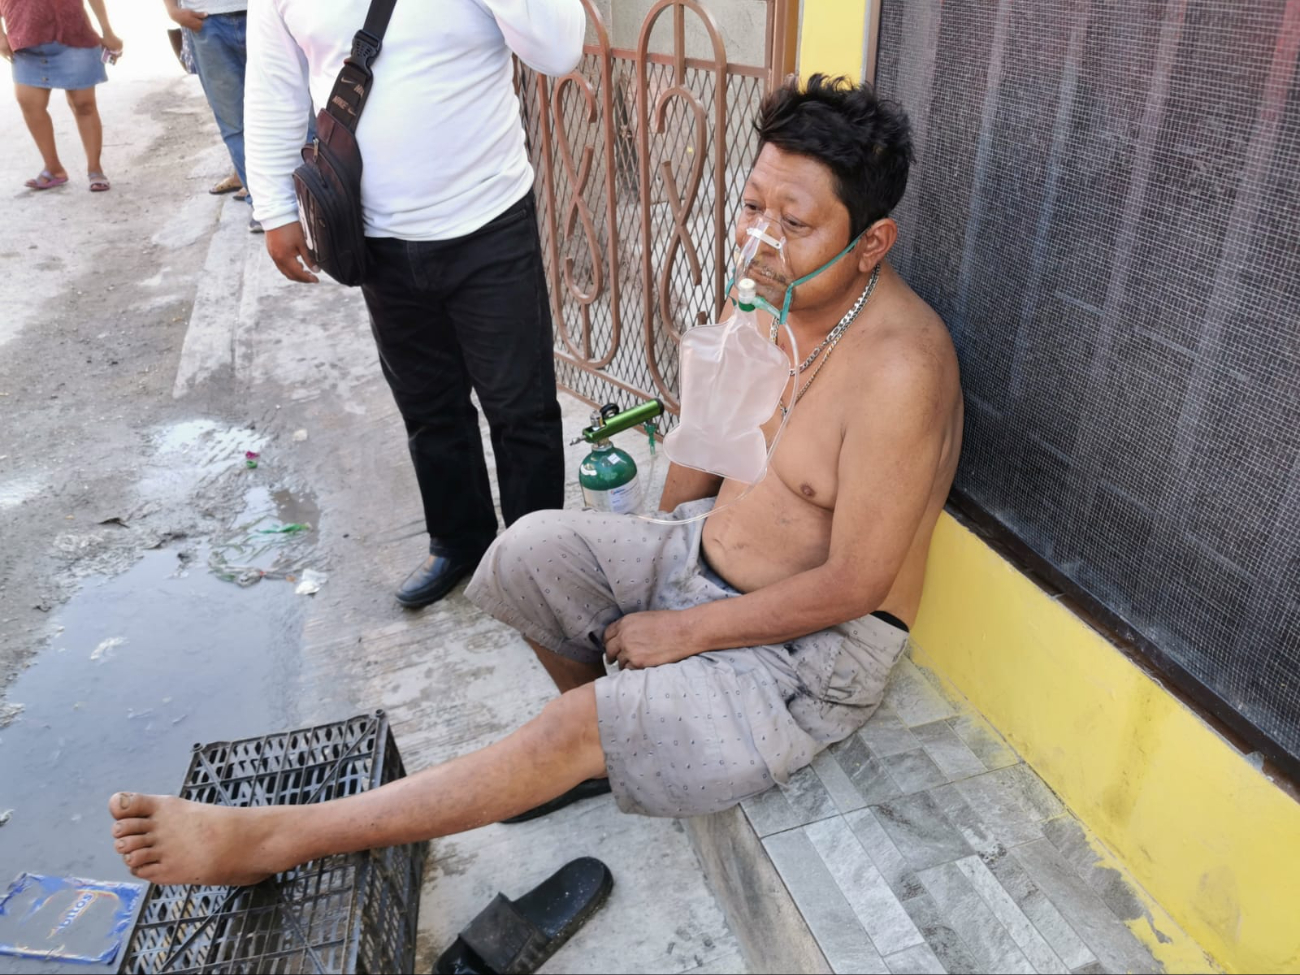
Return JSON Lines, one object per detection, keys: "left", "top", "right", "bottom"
{"left": 292, "top": 0, "right": 398, "bottom": 286}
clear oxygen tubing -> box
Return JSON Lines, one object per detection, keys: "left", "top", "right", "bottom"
{"left": 631, "top": 317, "right": 800, "bottom": 527}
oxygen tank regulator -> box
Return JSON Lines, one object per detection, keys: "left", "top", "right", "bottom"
{"left": 573, "top": 399, "right": 665, "bottom": 514}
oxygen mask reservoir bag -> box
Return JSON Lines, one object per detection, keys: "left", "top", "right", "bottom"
{"left": 639, "top": 210, "right": 878, "bottom": 525}
{"left": 662, "top": 275, "right": 793, "bottom": 485}
{"left": 662, "top": 214, "right": 800, "bottom": 490}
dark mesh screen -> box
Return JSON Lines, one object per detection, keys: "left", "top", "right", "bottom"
{"left": 876, "top": 0, "right": 1300, "bottom": 765}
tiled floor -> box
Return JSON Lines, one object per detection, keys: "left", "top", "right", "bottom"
{"left": 742, "top": 654, "right": 1213, "bottom": 975}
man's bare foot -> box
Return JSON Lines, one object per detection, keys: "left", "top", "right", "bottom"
{"left": 108, "top": 792, "right": 297, "bottom": 886}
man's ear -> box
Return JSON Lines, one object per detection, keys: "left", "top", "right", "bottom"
{"left": 857, "top": 218, "right": 898, "bottom": 271}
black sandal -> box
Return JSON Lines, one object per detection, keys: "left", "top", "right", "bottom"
{"left": 435, "top": 857, "right": 614, "bottom": 974}
{"left": 502, "top": 778, "right": 612, "bottom": 824}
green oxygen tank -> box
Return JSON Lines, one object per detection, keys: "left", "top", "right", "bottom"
{"left": 576, "top": 400, "right": 665, "bottom": 514}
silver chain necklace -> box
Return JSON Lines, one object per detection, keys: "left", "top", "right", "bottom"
{"left": 776, "top": 264, "right": 881, "bottom": 416}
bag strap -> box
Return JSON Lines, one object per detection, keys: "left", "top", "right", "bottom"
{"left": 352, "top": 0, "right": 399, "bottom": 70}
{"left": 322, "top": 0, "right": 399, "bottom": 133}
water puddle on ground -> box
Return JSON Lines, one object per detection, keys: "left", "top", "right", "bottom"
{"left": 208, "top": 486, "right": 322, "bottom": 586}
{"left": 0, "top": 494, "right": 319, "bottom": 973}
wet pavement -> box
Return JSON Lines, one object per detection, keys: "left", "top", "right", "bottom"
{"left": 0, "top": 546, "right": 306, "bottom": 974}
{"left": 0, "top": 465, "right": 323, "bottom": 974}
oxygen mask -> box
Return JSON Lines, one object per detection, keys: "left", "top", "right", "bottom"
{"left": 728, "top": 213, "right": 794, "bottom": 321}
{"left": 727, "top": 210, "right": 867, "bottom": 325}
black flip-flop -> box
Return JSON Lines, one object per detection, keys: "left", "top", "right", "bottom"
{"left": 435, "top": 857, "right": 614, "bottom": 974}
{"left": 502, "top": 778, "right": 612, "bottom": 824}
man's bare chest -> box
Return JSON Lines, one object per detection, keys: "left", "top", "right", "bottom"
{"left": 761, "top": 405, "right": 843, "bottom": 511}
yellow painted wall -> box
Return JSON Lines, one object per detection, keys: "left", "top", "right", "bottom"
{"left": 797, "top": 0, "right": 869, "bottom": 80}
{"left": 913, "top": 514, "right": 1300, "bottom": 974}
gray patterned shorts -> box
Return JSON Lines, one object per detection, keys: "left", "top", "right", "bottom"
{"left": 465, "top": 499, "right": 910, "bottom": 818}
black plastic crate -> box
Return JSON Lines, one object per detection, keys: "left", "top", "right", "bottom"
{"left": 119, "top": 711, "right": 426, "bottom": 974}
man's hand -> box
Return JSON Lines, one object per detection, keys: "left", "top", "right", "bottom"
{"left": 265, "top": 223, "right": 320, "bottom": 284}
{"left": 168, "top": 7, "right": 206, "bottom": 32}
{"left": 603, "top": 611, "right": 704, "bottom": 670}
{"left": 0, "top": 33, "right": 13, "bottom": 62}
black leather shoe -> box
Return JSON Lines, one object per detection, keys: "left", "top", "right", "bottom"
{"left": 396, "top": 551, "right": 484, "bottom": 608}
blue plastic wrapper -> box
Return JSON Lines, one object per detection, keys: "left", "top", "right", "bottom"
{"left": 0, "top": 873, "right": 145, "bottom": 965}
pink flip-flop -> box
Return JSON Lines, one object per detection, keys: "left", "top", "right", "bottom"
{"left": 89, "top": 172, "right": 111, "bottom": 193}
{"left": 25, "top": 170, "right": 69, "bottom": 191}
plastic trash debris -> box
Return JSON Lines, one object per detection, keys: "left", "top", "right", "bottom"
{"left": 292, "top": 429, "right": 308, "bottom": 442}
{"left": 295, "top": 569, "right": 327, "bottom": 595}
{"left": 90, "top": 637, "right": 126, "bottom": 662}
{"left": 0, "top": 810, "right": 11, "bottom": 827}
{"left": 245, "top": 459, "right": 259, "bottom": 469}
{"left": 257, "top": 523, "right": 310, "bottom": 534}
{"left": 0, "top": 874, "right": 145, "bottom": 965}
{"left": 245, "top": 450, "right": 260, "bottom": 460}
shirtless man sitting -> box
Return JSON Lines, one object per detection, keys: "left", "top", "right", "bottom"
{"left": 106, "top": 75, "right": 962, "bottom": 886}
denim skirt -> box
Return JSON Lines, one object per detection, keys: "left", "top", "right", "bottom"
{"left": 12, "top": 42, "right": 107, "bottom": 90}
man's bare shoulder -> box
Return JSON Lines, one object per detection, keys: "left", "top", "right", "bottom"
{"left": 845, "top": 274, "right": 960, "bottom": 420}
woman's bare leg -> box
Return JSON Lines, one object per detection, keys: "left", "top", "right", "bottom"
{"left": 65, "top": 86, "right": 103, "bottom": 175}
{"left": 14, "top": 84, "right": 64, "bottom": 177}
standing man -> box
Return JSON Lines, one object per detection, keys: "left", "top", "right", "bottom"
{"left": 245, "top": 1, "right": 581, "bottom": 608}
{"left": 162, "top": 0, "right": 267, "bottom": 231}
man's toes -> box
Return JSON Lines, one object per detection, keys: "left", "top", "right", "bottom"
{"left": 109, "top": 791, "right": 159, "bottom": 819}
{"left": 131, "top": 863, "right": 164, "bottom": 882}
{"left": 114, "top": 833, "right": 152, "bottom": 855}
{"left": 123, "top": 848, "right": 161, "bottom": 869}
{"left": 112, "top": 817, "right": 152, "bottom": 839}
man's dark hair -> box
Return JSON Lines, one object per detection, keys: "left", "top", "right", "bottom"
{"left": 755, "top": 74, "right": 913, "bottom": 241}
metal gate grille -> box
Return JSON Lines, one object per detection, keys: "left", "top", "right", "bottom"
{"left": 517, "top": 0, "right": 789, "bottom": 418}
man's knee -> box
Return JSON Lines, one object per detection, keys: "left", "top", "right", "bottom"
{"left": 478, "top": 508, "right": 591, "bottom": 595}
{"left": 484, "top": 509, "right": 571, "bottom": 567}
{"left": 536, "top": 687, "right": 604, "bottom": 770}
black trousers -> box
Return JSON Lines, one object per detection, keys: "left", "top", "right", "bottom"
{"left": 361, "top": 192, "right": 565, "bottom": 557}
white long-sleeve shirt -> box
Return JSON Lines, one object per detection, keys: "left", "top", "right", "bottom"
{"left": 245, "top": 0, "right": 584, "bottom": 240}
